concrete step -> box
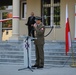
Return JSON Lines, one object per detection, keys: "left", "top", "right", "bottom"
{"left": 31, "top": 51, "right": 76, "bottom": 56}
{"left": 0, "top": 41, "right": 76, "bottom": 67}
{"left": 0, "top": 41, "right": 24, "bottom": 65}
{"left": 31, "top": 41, "right": 76, "bottom": 66}
{"left": 31, "top": 59, "right": 76, "bottom": 66}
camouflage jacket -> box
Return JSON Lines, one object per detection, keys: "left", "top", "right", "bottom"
{"left": 34, "top": 23, "right": 45, "bottom": 45}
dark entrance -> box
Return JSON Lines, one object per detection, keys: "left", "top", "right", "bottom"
{"left": 0, "top": 0, "right": 12, "bottom": 6}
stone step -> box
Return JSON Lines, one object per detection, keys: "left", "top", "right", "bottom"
{"left": 0, "top": 41, "right": 76, "bottom": 67}
{"left": 43, "top": 64, "right": 71, "bottom": 68}
{"left": 32, "top": 42, "right": 76, "bottom": 47}
{"left": 0, "top": 41, "right": 24, "bottom": 65}
{"left": 31, "top": 59, "right": 76, "bottom": 66}
{"left": 31, "top": 55, "right": 76, "bottom": 59}
{"left": 32, "top": 48, "right": 76, "bottom": 52}
{"left": 31, "top": 42, "right": 76, "bottom": 66}
{"left": 31, "top": 54, "right": 76, "bottom": 60}
{"left": 31, "top": 51, "right": 76, "bottom": 56}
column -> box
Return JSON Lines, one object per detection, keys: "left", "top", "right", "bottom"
{"left": 75, "top": 4, "right": 76, "bottom": 40}
{"left": 0, "top": 12, "right": 2, "bottom": 41}
{"left": 51, "top": 0, "right": 54, "bottom": 26}
{"left": 10, "top": 0, "right": 20, "bottom": 40}
{"left": 51, "top": 0, "right": 56, "bottom": 41}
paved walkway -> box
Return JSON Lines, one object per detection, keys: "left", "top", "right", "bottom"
{"left": 0, "top": 65, "right": 76, "bottom": 75}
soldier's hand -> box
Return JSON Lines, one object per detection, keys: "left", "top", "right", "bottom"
{"left": 33, "top": 23, "right": 37, "bottom": 28}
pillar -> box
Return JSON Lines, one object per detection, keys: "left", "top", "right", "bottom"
{"left": 0, "top": 12, "right": 2, "bottom": 41}
{"left": 75, "top": 4, "right": 76, "bottom": 40}
{"left": 51, "top": 0, "right": 54, "bottom": 26}
{"left": 10, "top": 0, "right": 20, "bottom": 40}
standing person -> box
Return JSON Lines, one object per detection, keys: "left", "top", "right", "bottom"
{"left": 26, "top": 12, "right": 35, "bottom": 37}
{"left": 32, "top": 17, "right": 45, "bottom": 69}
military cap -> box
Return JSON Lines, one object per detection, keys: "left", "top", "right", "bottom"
{"left": 35, "top": 16, "right": 42, "bottom": 20}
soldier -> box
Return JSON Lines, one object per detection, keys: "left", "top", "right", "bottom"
{"left": 32, "top": 16, "right": 45, "bottom": 69}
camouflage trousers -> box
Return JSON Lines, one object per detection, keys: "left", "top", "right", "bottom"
{"left": 35, "top": 45, "right": 44, "bottom": 66}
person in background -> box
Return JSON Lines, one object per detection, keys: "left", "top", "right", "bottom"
{"left": 32, "top": 16, "right": 45, "bottom": 69}
{"left": 26, "top": 12, "right": 35, "bottom": 37}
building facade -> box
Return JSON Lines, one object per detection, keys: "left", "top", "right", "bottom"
{"left": 0, "top": 0, "right": 76, "bottom": 41}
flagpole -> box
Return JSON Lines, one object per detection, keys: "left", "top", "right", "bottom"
{"left": 70, "top": 4, "right": 76, "bottom": 67}
{"left": 69, "top": 17, "right": 76, "bottom": 68}
{"left": 70, "top": 23, "right": 76, "bottom": 67}
{"left": 70, "top": 29, "right": 76, "bottom": 67}
{"left": 70, "top": 45, "right": 76, "bottom": 67}
{"left": 65, "top": 4, "right": 76, "bottom": 67}
{"left": 70, "top": 30, "right": 76, "bottom": 67}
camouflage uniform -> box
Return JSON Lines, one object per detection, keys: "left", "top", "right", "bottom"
{"left": 34, "top": 23, "right": 45, "bottom": 67}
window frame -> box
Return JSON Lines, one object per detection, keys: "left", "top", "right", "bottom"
{"left": 21, "top": 1, "right": 27, "bottom": 19}
{"left": 0, "top": 9, "right": 12, "bottom": 41}
{"left": 41, "top": 0, "right": 60, "bottom": 27}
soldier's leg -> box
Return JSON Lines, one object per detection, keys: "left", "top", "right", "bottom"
{"left": 38, "top": 45, "right": 44, "bottom": 67}
{"left": 35, "top": 45, "right": 39, "bottom": 65}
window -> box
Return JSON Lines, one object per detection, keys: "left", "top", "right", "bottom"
{"left": 41, "top": 0, "right": 60, "bottom": 26}
{"left": 0, "top": 5, "right": 12, "bottom": 41}
{"left": 2, "top": 12, "right": 12, "bottom": 28}
{"left": 21, "top": 0, "right": 27, "bottom": 19}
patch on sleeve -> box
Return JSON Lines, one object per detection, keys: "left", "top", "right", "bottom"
{"left": 41, "top": 28, "right": 44, "bottom": 30}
